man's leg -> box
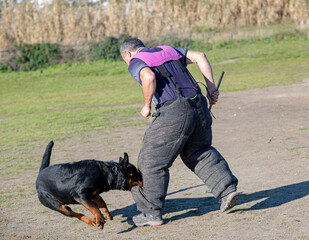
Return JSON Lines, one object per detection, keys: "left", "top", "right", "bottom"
{"left": 180, "top": 95, "right": 238, "bottom": 199}
{"left": 131, "top": 98, "right": 189, "bottom": 220}
{"left": 181, "top": 134, "right": 240, "bottom": 212}
{"left": 181, "top": 143, "right": 238, "bottom": 198}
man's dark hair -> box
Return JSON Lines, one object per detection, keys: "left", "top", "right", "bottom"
{"left": 120, "top": 37, "right": 145, "bottom": 58}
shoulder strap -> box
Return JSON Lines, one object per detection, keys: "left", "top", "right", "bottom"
{"left": 156, "top": 64, "right": 181, "bottom": 95}
{"left": 174, "top": 59, "right": 198, "bottom": 91}
{"left": 156, "top": 59, "right": 200, "bottom": 96}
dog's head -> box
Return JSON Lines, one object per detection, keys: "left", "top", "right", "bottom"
{"left": 119, "top": 153, "right": 143, "bottom": 191}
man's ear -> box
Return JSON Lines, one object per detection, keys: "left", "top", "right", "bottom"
{"left": 124, "top": 50, "right": 132, "bottom": 58}
{"left": 123, "top": 50, "right": 132, "bottom": 65}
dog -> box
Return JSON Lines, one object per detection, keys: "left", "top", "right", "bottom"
{"left": 35, "top": 141, "right": 142, "bottom": 229}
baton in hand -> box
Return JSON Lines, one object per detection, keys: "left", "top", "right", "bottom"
{"left": 209, "top": 71, "right": 224, "bottom": 111}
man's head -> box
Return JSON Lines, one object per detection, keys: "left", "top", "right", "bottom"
{"left": 120, "top": 37, "right": 145, "bottom": 65}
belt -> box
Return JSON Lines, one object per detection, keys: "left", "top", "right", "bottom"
{"left": 156, "top": 93, "right": 198, "bottom": 109}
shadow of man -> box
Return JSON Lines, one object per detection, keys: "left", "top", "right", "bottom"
{"left": 230, "top": 180, "right": 309, "bottom": 213}
{"left": 111, "top": 181, "right": 309, "bottom": 233}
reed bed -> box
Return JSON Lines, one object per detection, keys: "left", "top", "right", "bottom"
{"left": 0, "top": 0, "right": 308, "bottom": 49}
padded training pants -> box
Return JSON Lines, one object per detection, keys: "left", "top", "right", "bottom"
{"left": 131, "top": 94, "right": 238, "bottom": 217}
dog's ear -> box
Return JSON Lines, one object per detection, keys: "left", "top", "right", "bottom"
{"left": 119, "top": 152, "right": 129, "bottom": 167}
{"left": 124, "top": 152, "right": 129, "bottom": 162}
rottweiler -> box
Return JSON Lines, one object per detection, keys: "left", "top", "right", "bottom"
{"left": 35, "top": 141, "right": 142, "bottom": 229}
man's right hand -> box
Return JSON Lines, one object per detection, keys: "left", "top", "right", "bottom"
{"left": 140, "top": 105, "right": 151, "bottom": 118}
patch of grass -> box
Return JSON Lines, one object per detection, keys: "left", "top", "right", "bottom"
{"left": 193, "top": 31, "right": 308, "bottom": 63}
{"left": 1, "top": 106, "right": 144, "bottom": 148}
{"left": 0, "top": 60, "right": 147, "bottom": 150}
{"left": 287, "top": 147, "right": 309, "bottom": 152}
{"left": 191, "top": 56, "right": 308, "bottom": 92}
{"left": 0, "top": 185, "right": 28, "bottom": 207}
{"left": 0, "top": 61, "right": 140, "bottom": 116}
{"left": 299, "top": 128, "right": 309, "bottom": 131}
{"left": 0, "top": 155, "right": 36, "bottom": 175}
{"left": 189, "top": 33, "right": 309, "bottom": 92}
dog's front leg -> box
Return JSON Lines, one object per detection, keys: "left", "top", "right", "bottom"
{"left": 92, "top": 196, "right": 113, "bottom": 220}
{"left": 77, "top": 198, "right": 104, "bottom": 229}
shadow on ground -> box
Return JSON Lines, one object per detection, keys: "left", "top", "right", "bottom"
{"left": 231, "top": 180, "right": 309, "bottom": 213}
{"left": 111, "top": 181, "right": 309, "bottom": 234}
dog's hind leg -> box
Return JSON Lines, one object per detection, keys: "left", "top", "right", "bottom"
{"left": 59, "top": 205, "right": 98, "bottom": 227}
{"left": 38, "top": 192, "right": 97, "bottom": 227}
{"left": 92, "top": 196, "right": 113, "bottom": 220}
{"left": 38, "top": 192, "right": 61, "bottom": 212}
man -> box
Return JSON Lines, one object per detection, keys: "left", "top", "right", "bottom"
{"left": 120, "top": 37, "right": 239, "bottom": 227}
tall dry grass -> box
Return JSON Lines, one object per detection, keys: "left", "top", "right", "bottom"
{"left": 0, "top": 0, "right": 308, "bottom": 49}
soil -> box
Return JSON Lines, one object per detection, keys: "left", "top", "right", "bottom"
{"left": 1, "top": 79, "right": 308, "bottom": 240}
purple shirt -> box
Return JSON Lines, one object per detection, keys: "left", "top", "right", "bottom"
{"left": 128, "top": 46, "right": 200, "bottom": 107}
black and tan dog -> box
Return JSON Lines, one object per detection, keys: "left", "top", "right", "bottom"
{"left": 35, "top": 141, "right": 142, "bottom": 229}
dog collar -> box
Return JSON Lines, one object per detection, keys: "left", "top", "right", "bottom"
{"left": 110, "top": 164, "right": 126, "bottom": 189}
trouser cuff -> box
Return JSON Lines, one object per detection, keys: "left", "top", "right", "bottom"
{"left": 220, "top": 184, "right": 237, "bottom": 198}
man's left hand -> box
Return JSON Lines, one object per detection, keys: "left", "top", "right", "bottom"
{"left": 208, "top": 90, "right": 219, "bottom": 105}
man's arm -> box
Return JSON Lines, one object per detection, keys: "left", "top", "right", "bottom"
{"left": 186, "top": 50, "right": 219, "bottom": 105}
{"left": 140, "top": 67, "right": 156, "bottom": 118}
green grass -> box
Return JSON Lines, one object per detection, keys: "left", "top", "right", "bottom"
{"left": 189, "top": 31, "right": 309, "bottom": 91}
{"left": 0, "top": 30, "right": 308, "bottom": 164}
{"left": 0, "top": 60, "right": 145, "bottom": 149}
{"left": 287, "top": 147, "right": 309, "bottom": 152}
{"left": 0, "top": 183, "right": 31, "bottom": 207}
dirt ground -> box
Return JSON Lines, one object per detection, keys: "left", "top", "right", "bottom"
{"left": 1, "top": 79, "right": 309, "bottom": 240}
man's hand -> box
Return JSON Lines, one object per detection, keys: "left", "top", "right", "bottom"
{"left": 208, "top": 90, "right": 219, "bottom": 105}
{"left": 140, "top": 105, "right": 151, "bottom": 118}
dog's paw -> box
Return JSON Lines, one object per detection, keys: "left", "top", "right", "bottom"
{"left": 82, "top": 216, "right": 97, "bottom": 227}
{"left": 95, "top": 217, "right": 105, "bottom": 229}
{"left": 102, "top": 210, "right": 113, "bottom": 220}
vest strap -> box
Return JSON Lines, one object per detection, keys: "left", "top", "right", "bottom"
{"left": 156, "top": 59, "right": 198, "bottom": 96}
{"left": 156, "top": 64, "right": 181, "bottom": 95}
{"left": 174, "top": 59, "right": 198, "bottom": 91}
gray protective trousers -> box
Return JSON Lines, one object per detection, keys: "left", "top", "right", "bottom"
{"left": 131, "top": 94, "right": 238, "bottom": 217}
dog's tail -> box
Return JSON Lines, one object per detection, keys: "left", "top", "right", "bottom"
{"left": 39, "top": 141, "right": 54, "bottom": 172}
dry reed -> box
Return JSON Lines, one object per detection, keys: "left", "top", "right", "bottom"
{"left": 0, "top": 0, "right": 308, "bottom": 49}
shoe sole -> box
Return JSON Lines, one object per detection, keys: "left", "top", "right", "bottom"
{"left": 128, "top": 219, "right": 164, "bottom": 227}
{"left": 135, "top": 221, "right": 164, "bottom": 227}
{"left": 221, "top": 192, "right": 240, "bottom": 212}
